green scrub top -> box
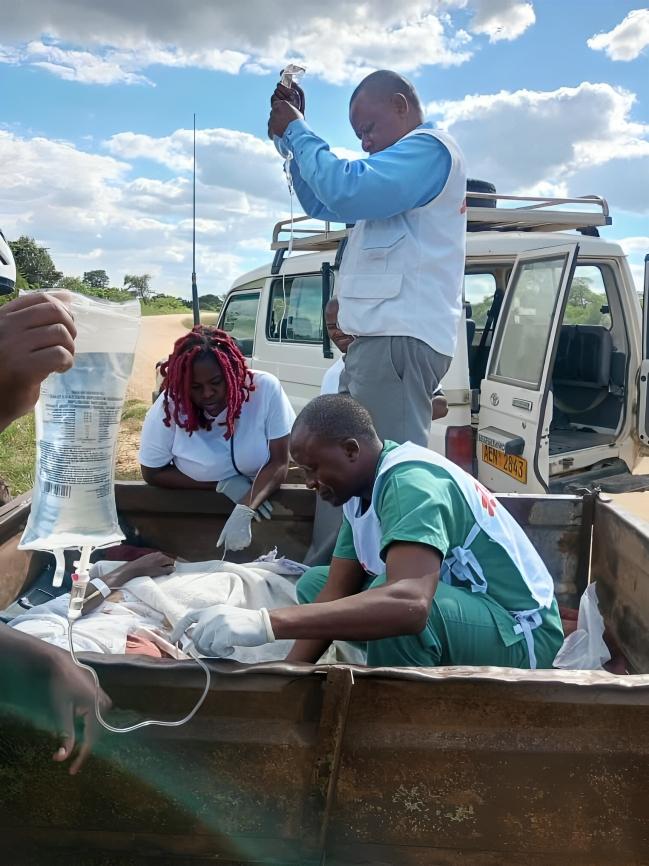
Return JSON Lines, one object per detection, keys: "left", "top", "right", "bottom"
{"left": 333, "top": 441, "right": 564, "bottom": 656}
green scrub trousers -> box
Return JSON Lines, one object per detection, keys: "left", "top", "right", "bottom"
{"left": 297, "top": 566, "right": 561, "bottom": 669}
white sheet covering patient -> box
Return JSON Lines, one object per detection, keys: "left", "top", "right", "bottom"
{"left": 10, "top": 554, "right": 305, "bottom": 664}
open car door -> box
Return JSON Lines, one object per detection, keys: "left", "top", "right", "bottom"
{"left": 477, "top": 243, "right": 579, "bottom": 493}
{"left": 638, "top": 254, "right": 649, "bottom": 448}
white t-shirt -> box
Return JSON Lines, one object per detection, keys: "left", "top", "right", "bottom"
{"left": 139, "top": 370, "right": 296, "bottom": 482}
{"left": 320, "top": 357, "right": 345, "bottom": 395}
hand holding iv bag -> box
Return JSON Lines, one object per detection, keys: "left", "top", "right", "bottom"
{"left": 19, "top": 292, "right": 141, "bottom": 585}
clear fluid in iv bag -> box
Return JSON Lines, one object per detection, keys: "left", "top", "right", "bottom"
{"left": 19, "top": 351, "right": 132, "bottom": 552}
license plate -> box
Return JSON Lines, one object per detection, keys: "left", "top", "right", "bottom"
{"left": 481, "top": 444, "right": 527, "bottom": 484}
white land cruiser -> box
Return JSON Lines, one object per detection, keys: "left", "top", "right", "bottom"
{"left": 213, "top": 190, "right": 649, "bottom": 495}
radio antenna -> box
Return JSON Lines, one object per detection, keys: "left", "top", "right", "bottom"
{"left": 191, "top": 113, "right": 200, "bottom": 326}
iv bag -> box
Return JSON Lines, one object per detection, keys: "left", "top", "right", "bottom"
{"left": 19, "top": 292, "right": 140, "bottom": 566}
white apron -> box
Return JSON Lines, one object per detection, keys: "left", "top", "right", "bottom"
{"left": 342, "top": 443, "right": 555, "bottom": 668}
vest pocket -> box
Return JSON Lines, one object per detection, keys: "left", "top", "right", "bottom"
{"left": 358, "top": 228, "right": 406, "bottom": 274}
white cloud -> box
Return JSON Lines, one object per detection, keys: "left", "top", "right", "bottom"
{"left": 0, "top": 0, "right": 537, "bottom": 86}
{"left": 588, "top": 8, "right": 649, "bottom": 61}
{"left": 2, "top": 39, "right": 249, "bottom": 86}
{"left": 630, "top": 263, "right": 645, "bottom": 293}
{"left": 467, "top": 0, "right": 535, "bottom": 42}
{"left": 427, "top": 82, "right": 649, "bottom": 213}
{"left": 24, "top": 40, "right": 151, "bottom": 85}
{"left": 106, "top": 128, "right": 288, "bottom": 204}
{"left": 619, "top": 236, "right": 649, "bottom": 255}
{"left": 0, "top": 127, "right": 293, "bottom": 296}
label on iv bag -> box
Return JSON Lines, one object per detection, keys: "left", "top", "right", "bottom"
{"left": 19, "top": 352, "right": 133, "bottom": 552}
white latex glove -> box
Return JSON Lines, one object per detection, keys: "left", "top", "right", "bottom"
{"left": 216, "top": 477, "right": 273, "bottom": 521}
{"left": 217, "top": 503, "right": 256, "bottom": 551}
{"left": 170, "top": 604, "right": 275, "bottom": 657}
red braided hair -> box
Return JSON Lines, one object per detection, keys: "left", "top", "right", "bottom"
{"left": 159, "top": 326, "right": 254, "bottom": 439}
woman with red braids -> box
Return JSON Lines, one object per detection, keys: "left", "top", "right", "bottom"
{"left": 139, "top": 326, "right": 295, "bottom": 552}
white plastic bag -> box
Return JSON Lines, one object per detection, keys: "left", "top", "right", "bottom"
{"left": 553, "top": 582, "right": 611, "bottom": 670}
{"left": 19, "top": 292, "right": 140, "bottom": 583}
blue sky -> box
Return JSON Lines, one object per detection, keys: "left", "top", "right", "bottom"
{"left": 1, "top": 0, "right": 648, "bottom": 296}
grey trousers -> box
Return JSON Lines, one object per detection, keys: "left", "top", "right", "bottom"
{"left": 338, "top": 335, "right": 451, "bottom": 447}
{"left": 304, "top": 335, "right": 451, "bottom": 566}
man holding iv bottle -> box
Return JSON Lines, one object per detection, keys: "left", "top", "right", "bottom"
{"left": 0, "top": 243, "right": 108, "bottom": 774}
{"left": 268, "top": 68, "right": 466, "bottom": 448}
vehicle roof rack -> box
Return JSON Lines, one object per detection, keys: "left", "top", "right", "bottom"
{"left": 270, "top": 193, "right": 612, "bottom": 252}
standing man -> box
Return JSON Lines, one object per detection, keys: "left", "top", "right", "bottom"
{"left": 320, "top": 297, "right": 352, "bottom": 395}
{"left": 268, "top": 69, "right": 466, "bottom": 447}
{"left": 305, "top": 296, "right": 353, "bottom": 567}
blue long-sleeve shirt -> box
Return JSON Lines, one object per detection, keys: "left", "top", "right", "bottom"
{"left": 278, "top": 119, "right": 452, "bottom": 223}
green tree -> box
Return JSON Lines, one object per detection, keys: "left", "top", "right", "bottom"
{"left": 199, "top": 293, "right": 225, "bottom": 312}
{"left": 9, "top": 236, "right": 62, "bottom": 288}
{"left": 564, "top": 277, "right": 609, "bottom": 326}
{"left": 57, "top": 275, "right": 87, "bottom": 293}
{"left": 123, "top": 273, "right": 152, "bottom": 303}
{"left": 83, "top": 269, "right": 110, "bottom": 290}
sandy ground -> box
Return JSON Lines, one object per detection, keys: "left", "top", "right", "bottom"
{"left": 126, "top": 313, "right": 192, "bottom": 403}
{"left": 116, "top": 314, "right": 192, "bottom": 480}
{"left": 119, "top": 314, "right": 649, "bottom": 525}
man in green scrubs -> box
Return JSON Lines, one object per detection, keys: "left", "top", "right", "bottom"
{"left": 173, "top": 395, "right": 564, "bottom": 667}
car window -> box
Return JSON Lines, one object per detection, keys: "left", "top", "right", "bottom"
{"left": 464, "top": 273, "right": 497, "bottom": 329}
{"left": 491, "top": 254, "right": 569, "bottom": 389}
{"left": 267, "top": 275, "right": 323, "bottom": 344}
{"left": 564, "top": 265, "right": 612, "bottom": 329}
{"left": 220, "top": 291, "right": 260, "bottom": 357}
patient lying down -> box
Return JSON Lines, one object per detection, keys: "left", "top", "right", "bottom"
{"left": 9, "top": 551, "right": 311, "bottom": 664}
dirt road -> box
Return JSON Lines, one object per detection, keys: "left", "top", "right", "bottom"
{"left": 127, "top": 314, "right": 191, "bottom": 403}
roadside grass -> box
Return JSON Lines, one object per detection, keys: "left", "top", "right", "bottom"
{"left": 116, "top": 400, "right": 149, "bottom": 481}
{"left": 0, "top": 400, "right": 150, "bottom": 498}
{"left": 0, "top": 413, "right": 36, "bottom": 498}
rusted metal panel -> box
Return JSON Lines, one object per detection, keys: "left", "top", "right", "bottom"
{"left": 592, "top": 497, "right": 649, "bottom": 674}
{"left": 114, "top": 482, "right": 315, "bottom": 564}
{"left": 0, "top": 494, "right": 43, "bottom": 609}
{"left": 299, "top": 667, "right": 354, "bottom": 863}
{"left": 2, "top": 663, "right": 649, "bottom": 864}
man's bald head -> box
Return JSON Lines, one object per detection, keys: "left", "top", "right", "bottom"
{"left": 349, "top": 70, "right": 424, "bottom": 155}
{"left": 350, "top": 70, "right": 423, "bottom": 115}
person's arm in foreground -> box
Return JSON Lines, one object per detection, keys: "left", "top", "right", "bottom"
{"left": 0, "top": 625, "right": 110, "bottom": 774}
{"left": 0, "top": 291, "right": 108, "bottom": 774}
{"left": 0, "top": 292, "right": 76, "bottom": 432}
{"left": 286, "top": 555, "right": 368, "bottom": 664}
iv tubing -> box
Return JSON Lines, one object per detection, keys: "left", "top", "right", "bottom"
{"left": 67, "top": 597, "right": 211, "bottom": 733}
